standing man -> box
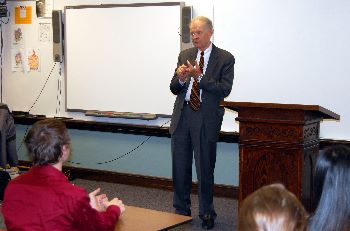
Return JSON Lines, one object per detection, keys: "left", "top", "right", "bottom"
{"left": 169, "top": 16, "right": 235, "bottom": 230}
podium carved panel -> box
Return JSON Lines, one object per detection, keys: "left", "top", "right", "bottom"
{"left": 239, "top": 146, "right": 301, "bottom": 200}
{"left": 241, "top": 123, "right": 301, "bottom": 142}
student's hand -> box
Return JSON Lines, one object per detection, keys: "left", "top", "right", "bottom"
{"left": 89, "top": 188, "right": 109, "bottom": 212}
{"left": 106, "top": 197, "right": 126, "bottom": 215}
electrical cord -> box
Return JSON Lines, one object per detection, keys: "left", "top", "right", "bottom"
{"left": 67, "top": 118, "right": 172, "bottom": 165}
{"left": 16, "top": 63, "right": 58, "bottom": 153}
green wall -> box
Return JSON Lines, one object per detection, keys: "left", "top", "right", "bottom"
{"left": 16, "top": 124, "right": 239, "bottom": 186}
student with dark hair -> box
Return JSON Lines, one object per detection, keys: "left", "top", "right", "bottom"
{"left": 312, "top": 146, "right": 337, "bottom": 208}
{"left": 308, "top": 145, "right": 350, "bottom": 231}
{"left": 238, "top": 183, "right": 308, "bottom": 231}
{"left": 2, "top": 119, "right": 125, "bottom": 231}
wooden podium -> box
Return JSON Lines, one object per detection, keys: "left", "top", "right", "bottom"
{"left": 221, "top": 101, "right": 340, "bottom": 211}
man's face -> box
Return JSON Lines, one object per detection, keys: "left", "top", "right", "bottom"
{"left": 190, "top": 20, "right": 213, "bottom": 51}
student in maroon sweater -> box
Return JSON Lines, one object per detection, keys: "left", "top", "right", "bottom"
{"left": 2, "top": 119, "right": 125, "bottom": 231}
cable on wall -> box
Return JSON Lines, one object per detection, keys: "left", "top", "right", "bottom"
{"left": 16, "top": 62, "right": 58, "bottom": 153}
{"left": 67, "top": 119, "right": 172, "bottom": 166}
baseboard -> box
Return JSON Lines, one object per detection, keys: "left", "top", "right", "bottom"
{"left": 18, "top": 160, "right": 238, "bottom": 199}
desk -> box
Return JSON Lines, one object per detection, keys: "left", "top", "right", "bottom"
{"left": 115, "top": 206, "right": 192, "bottom": 231}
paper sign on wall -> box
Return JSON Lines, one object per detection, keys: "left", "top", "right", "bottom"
{"left": 15, "top": 6, "right": 32, "bottom": 24}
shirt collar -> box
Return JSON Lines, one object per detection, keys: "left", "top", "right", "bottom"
{"left": 29, "top": 165, "right": 68, "bottom": 181}
{"left": 198, "top": 42, "right": 213, "bottom": 56}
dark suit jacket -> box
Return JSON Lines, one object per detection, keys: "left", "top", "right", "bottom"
{"left": 169, "top": 44, "right": 235, "bottom": 142}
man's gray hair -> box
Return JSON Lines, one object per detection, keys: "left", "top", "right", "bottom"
{"left": 190, "top": 16, "right": 213, "bottom": 30}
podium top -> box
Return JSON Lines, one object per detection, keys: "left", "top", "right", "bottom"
{"left": 221, "top": 101, "right": 340, "bottom": 120}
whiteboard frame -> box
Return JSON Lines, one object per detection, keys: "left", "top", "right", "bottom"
{"left": 64, "top": 2, "right": 184, "bottom": 116}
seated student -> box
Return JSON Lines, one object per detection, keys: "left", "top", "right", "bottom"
{"left": 312, "top": 145, "right": 338, "bottom": 209}
{"left": 0, "top": 103, "right": 18, "bottom": 170}
{"left": 2, "top": 119, "right": 125, "bottom": 231}
{"left": 238, "top": 183, "right": 308, "bottom": 231}
{"left": 308, "top": 145, "right": 350, "bottom": 231}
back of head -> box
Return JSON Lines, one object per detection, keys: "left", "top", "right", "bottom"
{"left": 25, "top": 119, "right": 70, "bottom": 166}
{"left": 238, "top": 183, "right": 308, "bottom": 231}
{"left": 309, "top": 145, "right": 350, "bottom": 231}
{"left": 313, "top": 146, "right": 334, "bottom": 208}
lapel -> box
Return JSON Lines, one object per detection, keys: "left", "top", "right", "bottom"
{"left": 205, "top": 44, "right": 218, "bottom": 76}
{"left": 188, "top": 48, "right": 197, "bottom": 66}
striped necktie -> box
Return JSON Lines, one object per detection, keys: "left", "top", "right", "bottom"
{"left": 189, "top": 51, "right": 204, "bottom": 111}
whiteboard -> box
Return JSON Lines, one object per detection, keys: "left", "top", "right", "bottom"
{"left": 65, "top": 3, "right": 182, "bottom": 115}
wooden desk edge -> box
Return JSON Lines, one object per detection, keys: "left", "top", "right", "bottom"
{"left": 115, "top": 206, "right": 192, "bottom": 231}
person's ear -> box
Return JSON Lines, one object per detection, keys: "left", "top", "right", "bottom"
{"left": 61, "top": 145, "right": 70, "bottom": 161}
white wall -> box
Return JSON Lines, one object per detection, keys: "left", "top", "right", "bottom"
{"left": 215, "top": 0, "right": 350, "bottom": 139}
{"left": 1, "top": 0, "right": 350, "bottom": 139}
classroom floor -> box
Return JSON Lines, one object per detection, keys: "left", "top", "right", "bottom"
{"left": 0, "top": 178, "right": 237, "bottom": 230}
{"left": 75, "top": 179, "right": 237, "bottom": 230}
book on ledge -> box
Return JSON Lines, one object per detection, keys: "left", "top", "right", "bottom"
{"left": 85, "top": 110, "right": 157, "bottom": 120}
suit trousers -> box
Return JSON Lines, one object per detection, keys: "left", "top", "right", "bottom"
{"left": 171, "top": 103, "right": 217, "bottom": 219}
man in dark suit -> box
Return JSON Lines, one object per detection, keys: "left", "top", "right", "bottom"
{"left": 169, "top": 16, "right": 235, "bottom": 230}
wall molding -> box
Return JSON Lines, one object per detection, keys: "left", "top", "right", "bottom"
{"left": 18, "top": 160, "right": 238, "bottom": 199}
{"left": 15, "top": 117, "right": 350, "bottom": 146}
{"left": 13, "top": 116, "right": 239, "bottom": 143}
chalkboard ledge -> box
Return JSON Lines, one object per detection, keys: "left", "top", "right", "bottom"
{"left": 13, "top": 115, "right": 239, "bottom": 143}
{"left": 85, "top": 110, "right": 157, "bottom": 120}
